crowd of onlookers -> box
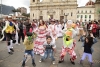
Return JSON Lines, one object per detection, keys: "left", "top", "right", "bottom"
{"left": 0, "top": 18, "right": 100, "bottom": 41}
{"left": 76, "top": 20, "right": 100, "bottom": 39}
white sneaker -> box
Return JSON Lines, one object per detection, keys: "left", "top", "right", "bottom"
{"left": 53, "top": 61, "right": 56, "bottom": 64}
{"left": 39, "top": 59, "right": 42, "bottom": 62}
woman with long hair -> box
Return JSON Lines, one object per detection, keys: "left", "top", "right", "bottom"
{"left": 34, "top": 20, "right": 48, "bottom": 56}
{"left": 80, "top": 32, "right": 97, "bottom": 67}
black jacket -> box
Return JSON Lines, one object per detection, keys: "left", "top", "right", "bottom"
{"left": 19, "top": 22, "right": 23, "bottom": 33}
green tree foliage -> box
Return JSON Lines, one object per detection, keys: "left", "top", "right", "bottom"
{"left": 22, "top": 13, "right": 30, "bottom": 18}
{"left": 12, "top": 9, "right": 21, "bottom": 16}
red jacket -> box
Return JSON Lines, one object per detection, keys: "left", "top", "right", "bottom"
{"left": 92, "top": 23, "right": 97, "bottom": 33}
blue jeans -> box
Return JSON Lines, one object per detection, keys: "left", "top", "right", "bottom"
{"left": 22, "top": 49, "right": 35, "bottom": 66}
{"left": 41, "top": 49, "right": 55, "bottom": 61}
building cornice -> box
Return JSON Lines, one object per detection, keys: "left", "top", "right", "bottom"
{"left": 30, "top": 2, "right": 77, "bottom": 7}
{"left": 77, "top": 13, "right": 94, "bottom": 14}
{"left": 30, "top": 6, "right": 77, "bottom": 10}
{"left": 77, "top": 6, "right": 95, "bottom": 8}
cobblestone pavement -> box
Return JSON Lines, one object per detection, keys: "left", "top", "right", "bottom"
{"left": 0, "top": 37, "right": 100, "bottom": 67}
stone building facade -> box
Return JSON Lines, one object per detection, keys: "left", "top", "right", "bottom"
{"left": 30, "top": 0, "right": 100, "bottom": 22}
{"left": 30, "top": 0, "right": 77, "bottom": 22}
{"left": 17, "top": 7, "right": 27, "bottom": 14}
{"left": 94, "top": 0, "right": 100, "bottom": 20}
{"left": 77, "top": 0, "right": 95, "bottom": 22}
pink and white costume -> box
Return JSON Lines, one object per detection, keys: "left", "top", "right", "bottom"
{"left": 59, "top": 20, "right": 79, "bottom": 64}
{"left": 34, "top": 25, "right": 48, "bottom": 56}
{"left": 48, "top": 24, "right": 58, "bottom": 45}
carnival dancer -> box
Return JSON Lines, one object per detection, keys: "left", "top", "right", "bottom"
{"left": 31, "top": 20, "right": 38, "bottom": 31}
{"left": 48, "top": 19, "right": 58, "bottom": 45}
{"left": 57, "top": 21, "right": 63, "bottom": 38}
{"left": 2, "top": 16, "right": 16, "bottom": 54}
{"left": 22, "top": 32, "right": 36, "bottom": 67}
{"left": 39, "top": 36, "right": 56, "bottom": 64}
{"left": 34, "top": 20, "right": 48, "bottom": 56}
{"left": 80, "top": 33, "right": 97, "bottom": 67}
{"left": 12, "top": 18, "right": 19, "bottom": 45}
{"left": 58, "top": 20, "right": 78, "bottom": 65}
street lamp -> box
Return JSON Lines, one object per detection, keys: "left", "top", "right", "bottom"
{"left": 64, "top": 13, "right": 69, "bottom": 22}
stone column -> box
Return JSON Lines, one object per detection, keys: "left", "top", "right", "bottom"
{"left": 94, "top": 0, "right": 100, "bottom": 20}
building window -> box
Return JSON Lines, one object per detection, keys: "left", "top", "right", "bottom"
{"left": 81, "top": 15, "right": 83, "bottom": 18}
{"left": 61, "top": 10, "right": 63, "bottom": 14}
{"left": 85, "top": 11, "right": 87, "bottom": 13}
{"left": 71, "top": 12, "right": 73, "bottom": 16}
{"left": 81, "top": 11, "right": 83, "bottom": 13}
{"left": 90, "top": 11, "right": 91, "bottom": 13}
{"left": 77, "top": 15, "right": 79, "bottom": 18}
{"left": 39, "top": 16, "right": 43, "bottom": 20}
{"left": 33, "top": 0, "right": 35, "bottom": 2}
{"left": 33, "top": 13, "right": 34, "bottom": 17}
{"left": 89, "top": 15, "right": 91, "bottom": 18}
{"left": 60, "top": 16, "right": 64, "bottom": 21}
{"left": 78, "top": 11, "right": 79, "bottom": 13}
{"left": 85, "top": 15, "right": 87, "bottom": 18}
{"left": 50, "top": 15, "right": 53, "bottom": 19}
{"left": 40, "top": 11, "right": 42, "bottom": 14}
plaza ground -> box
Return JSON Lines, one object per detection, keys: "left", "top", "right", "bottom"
{"left": 0, "top": 37, "right": 100, "bottom": 67}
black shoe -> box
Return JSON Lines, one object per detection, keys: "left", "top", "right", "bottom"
{"left": 78, "top": 39, "right": 80, "bottom": 42}
{"left": 21, "top": 65, "right": 25, "bottom": 67}
{"left": 90, "top": 63, "right": 94, "bottom": 67}
{"left": 22, "top": 62, "right": 25, "bottom": 67}
{"left": 80, "top": 60, "right": 83, "bottom": 64}
{"left": 21, "top": 64, "right": 25, "bottom": 67}
{"left": 70, "top": 59, "right": 75, "bottom": 65}
{"left": 32, "top": 63, "right": 36, "bottom": 67}
{"left": 58, "top": 59, "right": 64, "bottom": 63}
{"left": 10, "top": 48, "right": 14, "bottom": 52}
{"left": 8, "top": 52, "right": 13, "bottom": 55}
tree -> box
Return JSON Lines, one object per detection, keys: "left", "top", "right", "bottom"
{"left": 12, "top": 9, "right": 17, "bottom": 16}
{"left": 22, "top": 13, "right": 30, "bottom": 18}
{"left": 16, "top": 9, "right": 21, "bottom": 12}
{"left": 12, "top": 9, "right": 21, "bottom": 16}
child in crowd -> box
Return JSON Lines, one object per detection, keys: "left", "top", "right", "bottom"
{"left": 80, "top": 32, "right": 97, "bottom": 53}
{"left": 80, "top": 33, "right": 97, "bottom": 67}
{"left": 39, "top": 36, "right": 56, "bottom": 64}
{"left": 22, "top": 32, "right": 36, "bottom": 67}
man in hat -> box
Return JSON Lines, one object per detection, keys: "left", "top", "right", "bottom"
{"left": 12, "top": 18, "right": 20, "bottom": 45}
{"left": 2, "top": 16, "right": 16, "bottom": 54}
{"left": 48, "top": 19, "right": 58, "bottom": 48}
